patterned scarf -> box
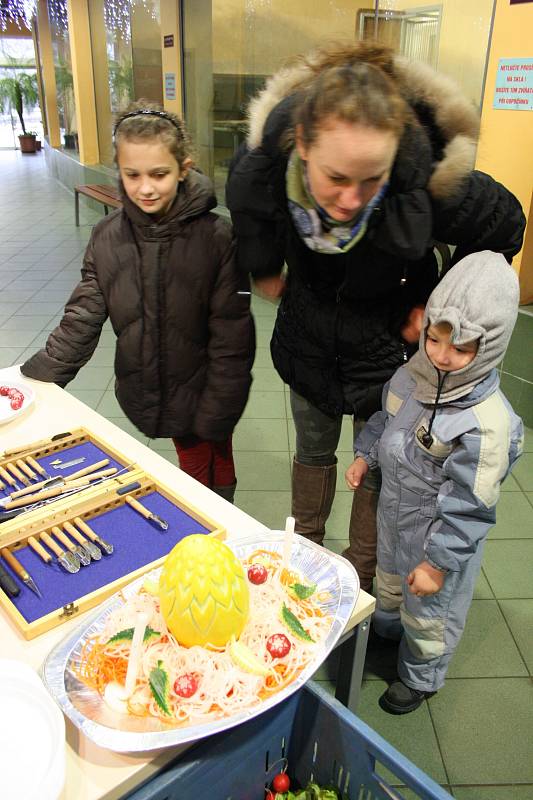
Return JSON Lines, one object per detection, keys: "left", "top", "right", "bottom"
{"left": 286, "top": 149, "right": 387, "bottom": 254}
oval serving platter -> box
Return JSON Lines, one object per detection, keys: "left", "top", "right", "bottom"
{"left": 41, "top": 532, "right": 359, "bottom": 752}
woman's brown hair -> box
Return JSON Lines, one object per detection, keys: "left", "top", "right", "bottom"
{"left": 291, "top": 41, "right": 408, "bottom": 148}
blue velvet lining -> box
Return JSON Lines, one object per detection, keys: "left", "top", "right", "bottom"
{"left": 2, "top": 490, "right": 211, "bottom": 625}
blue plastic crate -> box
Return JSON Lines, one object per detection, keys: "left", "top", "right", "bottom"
{"left": 125, "top": 681, "right": 452, "bottom": 800}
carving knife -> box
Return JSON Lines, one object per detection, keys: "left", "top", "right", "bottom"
{"left": 1, "top": 431, "right": 72, "bottom": 459}
{"left": 51, "top": 526, "right": 91, "bottom": 566}
{"left": 63, "top": 521, "right": 101, "bottom": 561}
{"left": 40, "top": 532, "right": 80, "bottom": 573}
{"left": 6, "top": 460, "right": 113, "bottom": 501}
{"left": 0, "top": 548, "right": 42, "bottom": 598}
{"left": 28, "top": 535, "right": 60, "bottom": 570}
{"left": 5, "top": 462, "right": 28, "bottom": 488}
{"left": 124, "top": 494, "right": 169, "bottom": 530}
{"left": 25, "top": 454, "right": 50, "bottom": 480}
{"left": 0, "top": 468, "right": 118, "bottom": 509}
{"left": 73, "top": 516, "right": 113, "bottom": 555}
{"left": 15, "top": 459, "right": 38, "bottom": 483}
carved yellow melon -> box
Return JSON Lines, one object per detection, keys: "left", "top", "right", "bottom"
{"left": 159, "top": 535, "right": 249, "bottom": 648}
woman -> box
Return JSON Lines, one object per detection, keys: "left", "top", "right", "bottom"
{"left": 226, "top": 42, "right": 525, "bottom": 591}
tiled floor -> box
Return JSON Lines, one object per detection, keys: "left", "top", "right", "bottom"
{"left": 1, "top": 150, "right": 532, "bottom": 798}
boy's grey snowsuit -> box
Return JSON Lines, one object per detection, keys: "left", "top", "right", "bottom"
{"left": 355, "top": 251, "right": 523, "bottom": 692}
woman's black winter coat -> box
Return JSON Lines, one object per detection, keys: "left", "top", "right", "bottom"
{"left": 226, "top": 63, "right": 525, "bottom": 420}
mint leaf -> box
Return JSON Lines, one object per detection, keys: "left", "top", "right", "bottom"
{"left": 149, "top": 660, "right": 171, "bottom": 716}
{"left": 289, "top": 581, "right": 317, "bottom": 600}
{"left": 280, "top": 603, "right": 314, "bottom": 642}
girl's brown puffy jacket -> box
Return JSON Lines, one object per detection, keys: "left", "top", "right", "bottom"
{"left": 21, "top": 171, "right": 255, "bottom": 440}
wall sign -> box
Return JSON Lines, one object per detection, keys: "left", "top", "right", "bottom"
{"left": 493, "top": 58, "right": 533, "bottom": 110}
{"left": 164, "top": 34, "right": 174, "bottom": 47}
{"left": 165, "top": 73, "right": 176, "bottom": 100}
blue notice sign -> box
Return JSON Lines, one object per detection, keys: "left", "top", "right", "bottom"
{"left": 165, "top": 73, "right": 176, "bottom": 100}
{"left": 493, "top": 58, "right": 533, "bottom": 110}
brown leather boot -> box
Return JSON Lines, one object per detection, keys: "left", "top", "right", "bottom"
{"left": 291, "top": 459, "right": 337, "bottom": 545}
{"left": 342, "top": 487, "right": 378, "bottom": 593}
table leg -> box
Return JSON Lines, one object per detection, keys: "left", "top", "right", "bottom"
{"left": 104, "top": 204, "right": 109, "bottom": 216}
{"left": 75, "top": 190, "right": 80, "bottom": 227}
{"left": 334, "top": 616, "right": 371, "bottom": 713}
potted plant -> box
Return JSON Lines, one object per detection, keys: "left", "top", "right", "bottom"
{"left": 0, "top": 70, "right": 39, "bottom": 153}
{"left": 55, "top": 59, "right": 78, "bottom": 149}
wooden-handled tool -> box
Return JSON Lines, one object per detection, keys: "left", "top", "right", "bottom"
{"left": 73, "top": 516, "right": 113, "bottom": 555}
{"left": 28, "top": 535, "right": 55, "bottom": 567}
{"left": 1, "top": 431, "right": 72, "bottom": 459}
{"left": 5, "top": 462, "right": 29, "bottom": 487}
{"left": 64, "top": 521, "right": 101, "bottom": 561}
{"left": 0, "top": 465, "right": 16, "bottom": 488}
{"left": 40, "top": 532, "right": 79, "bottom": 573}
{"left": 1, "top": 468, "right": 118, "bottom": 510}
{"left": 0, "top": 548, "right": 42, "bottom": 597}
{"left": 65, "top": 459, "right": 110, "bottom": 482}
{"left": 26, "top": 455, "right": 49, "bottom": 479}
{"left": 125, "top": 495, "right": 169, "bottom": 530}
{"left": 51, "top": 527, "right": 90, "bottom": 566}
{"left": 16, "top": 459, "right": 38, "bottom": 483}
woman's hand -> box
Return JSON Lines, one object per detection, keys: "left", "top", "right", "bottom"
{"left": 345, "top": 457, "right": 369, "bottom": 490}
{"left": 254, "top": 275, "right": 286, "bottom": 300}
{"left": 401, "top": 305, "right": 425, "bottom": 344}
{"left": 407, "top": 561, "right": 446, "bottom": 596}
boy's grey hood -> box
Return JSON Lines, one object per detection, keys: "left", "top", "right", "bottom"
{"left": 407, "top": 251, "right": 519, "bottom": 403}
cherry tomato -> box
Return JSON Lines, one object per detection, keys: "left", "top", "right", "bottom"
{"left": 265, "top": 792, "right": 275, "bottom": 800}
{"left": 272, "top": 772, "right": 290, "bottom": 793}
{"left": 0, "top": 386, "right": 10, "bottom": 396}
{"left": 173, "top": 673, "right": 198, "bottom": 698}
{"left": 266, "top": 633, "right": 291, "bottom": 659}
{"left": 247, "top": 563, "right": 268, "bottom": 585}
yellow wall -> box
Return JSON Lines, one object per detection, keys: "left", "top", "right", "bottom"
{"left": 475, "top": 0, "right": 533, "bottom": 299}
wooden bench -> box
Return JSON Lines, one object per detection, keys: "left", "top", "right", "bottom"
{"left": 74, "top": 184, "right": 122, "bottom": 226}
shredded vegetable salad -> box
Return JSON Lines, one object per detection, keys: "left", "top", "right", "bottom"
{"left": 74, "top": 549, "right": 332, "bottom": 725}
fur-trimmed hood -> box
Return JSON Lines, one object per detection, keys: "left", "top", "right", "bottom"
{"left": 246, "top": 56, "right": 479, "bottom": 201}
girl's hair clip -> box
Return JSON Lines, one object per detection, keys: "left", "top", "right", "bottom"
{"left": 113, "top": 109, "right": 182, "bottom": 137}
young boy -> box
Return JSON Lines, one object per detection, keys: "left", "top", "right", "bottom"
{"left": 345, "top": 251, "right": 523, "bottom": 714}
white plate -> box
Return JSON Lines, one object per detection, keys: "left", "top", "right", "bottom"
{"left": 0, "top": 380, "right": 35, "bottom": 426}
{"left": 0, "top": 659, "right": 65, "bottom": 800}
{"left": 42, "top": 532, "right": 359, "bottom": 752}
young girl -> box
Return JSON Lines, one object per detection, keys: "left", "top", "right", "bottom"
{"left": 21, "top": 102, "right": 255, "bottom": 501}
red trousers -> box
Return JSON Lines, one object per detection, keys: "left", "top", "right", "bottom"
{"left": 172, "top": 435, "right": 236, "bottom": 489}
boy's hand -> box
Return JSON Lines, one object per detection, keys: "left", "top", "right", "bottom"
{"left": 407, "top": 561, "right": 446, "bottom": 596}
{"left": 401, "top": 305, "right": 425, "bottom": 344}
{"left": 345, "top": 457, "right": 369, "bottom": 490}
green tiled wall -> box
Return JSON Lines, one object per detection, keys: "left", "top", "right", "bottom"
{"left": 501, "top": 308, "right": 533, "bottom": 427}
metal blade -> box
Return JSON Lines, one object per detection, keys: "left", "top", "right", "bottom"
{"left": 95, "top": 535, "right": 113, "bottom": 555}
{"left": 149, "top": 513, "right": 169, "bottom": 531}
{"left": 73, "top": 545, "right": 91, "bottom": 566}
{"left": 24, "top": 575, "right": 43, "bottom": 598}
{"left": 59, "top": 552, "right": 80, "bottom": 573}
{"left": 83, "top": 541, "right": 102, "bottom": 560}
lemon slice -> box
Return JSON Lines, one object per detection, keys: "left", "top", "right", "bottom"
{"left": 228, "top": 636, "right": 273, "bottom": 677}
